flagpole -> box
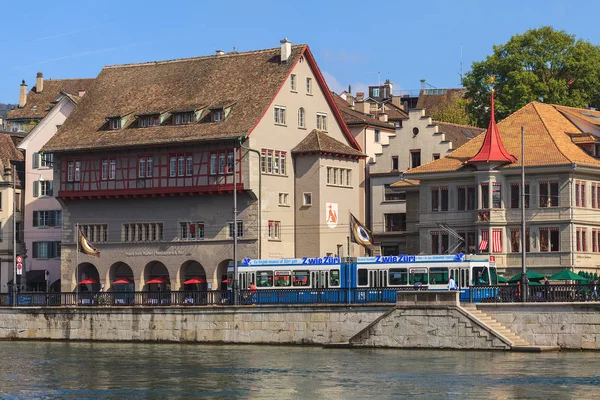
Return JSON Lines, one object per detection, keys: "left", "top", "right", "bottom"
{"left": 76, "top": 222, "right": 79, "bottom": 305}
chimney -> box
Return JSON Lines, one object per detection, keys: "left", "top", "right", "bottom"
{"left": 280, "top": 38, "right": 291, "bottom": 63}
{"left": 19, "top": 80, "right": 27, "bottom": 108}
{"left": 78, "top": 89, "right": 86, "bottom": 97}
{"left": 391, "top": 95, "right": 401, "bottom": 108}
{"left": 215, "top": 50, "right": 225, "bottom": 55}
{"left": 346, "top": 95, "right": 354, "bottom": 107}
{"left": 355, "top": 92, "right": 364, "bottom": 102}
{"left": 403, "top": 101, "right": 409, "bottom": 111}
{"left": 378, "top": 113, "right": 388, "bottom": 122}
{"left": 36, "top": 72, "right": 44, "bottom": 93}
{"left": 420, "top": 79, "right": 426, "bottom": 90}
{"left": 348, "top": 85, "right": 352, "bottom": 94}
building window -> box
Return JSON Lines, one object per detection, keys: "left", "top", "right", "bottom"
{"left": 122, "top": 222, "right": 163, "bottom": 242}
{"left": 593, "top": 229, "right": 600, "bottom": 252}
{"left": 593, "top": 183, "right": 600, "bottom": 209}
{"left": 178, "top": 155, "right": 185, "bottom": 176}
{"left": 539, "top": 227, "right": 559, "bottom": 252}
{"left": 480, "top": 230, "right": 489, "bottom": 253}
{"left": 139, "top": 115, "right": 160, "bottom": 128}
{"left": 326, "top": 167, "right": 352, "bottom": 187}
{"left": 211, "top": 109, "right": 223, "bottom": 122}
{"left": 384, "top": 185, "right": 406, "bottom": 201}
{"left": 431, "top": 187, "right": 448, "bottom": 211}
{"left": 577, "top": 227, "right": 587, "bottom": 252}
{"left": 576, "top": 181, "right": 586, "bottom": 207}
{"left": 492, "top": 229, "right": 502, "bottom": 253}
{"left": 41, "top": 152, "right": 54, "bottom": 167}
{"left": 139, "top": 157, "right": 146, "bottom": 178}
{"left": 540, "top": 181, "right": 559, "bottom": 207}
{"left": 102, "top": 159, "right": 109, "bottom": 180}
{"left": 180, "top": 222, "right": 204, "bottom": 241}
{"left": 290, "top": 74, "right": 297, "bottom": 91}
{"left": 316, "top": 113, "right": 327, "bottom": 131}
{"left": 228, "top": 221, "right": 244, "bottom": 238}
{"left": 457, "top": 186, "right": 476, "bottom": 211}
{"left": 109, "top": 160, "right": 116, "bottom": 180}
{"left": 432, "top": 153, "right": 440, "bottom": 161}
{"left": 374, "top": 129, "right": 380, "bottom": 143}
{"left": 298, "top": 108, "right": 305, "bottom": 128}
{"left": 261, "top": 149, "right": 286, "bottom": 175}
{"left": 492, "top": 183, "right": 501, "bottom": 208}
{"left": 372, "top": 88, "right": 380, "bottom": 97}
{"left": 384, "top": 213, "right": 406, "bottom": 232}
{"left": 274, "top": 106, "right": 286, "bottom": 125}
{"left": 32, "top": 241, "right": 61, "bottom": 259}
{"left": 457, "top": 231, "right": 477, "bottom": 254}
{"left": 431, "top": 231, "right": 449, "bottom": 254}
{"left": 306, "top": 77, "right": 312, "bottom": 94}
{"left": 174, "top": 112, "right": 195, "bottom": 125}
{"left": 510, "top": 229, "right": 530, "bottom": 253}
{"left": 268, "top": 221, "right": 281, "bottom": 240}
{"left": 510, "top": 183, "right": 530, "bottom": 209}
{"left": 186, "top": 155, "right": 193, "bottom": 176}
{"left": 410, "top": 150, "right": 421, "bottom": 169}
{"left": 392, "top": 156, "right": 399, "bottom": 171}
{"left": 278, "top": 193, "right": 289, "bottom": 206}
{"left": 79, "top": 224, "right": 108, "bottom": 242}
{"left": 303, "top": 193, "right": 312, "bottom": 206}
{"left": 34, "top": 181, "right": 53, "bottom": 197}
{"left": 15, "top": 192, "right": 21, "bottom": 211}
{"left": 33, "top": 210, "right": 62, "bottom": 227}
{"left": 109, "top": 118, "right": 121, "bottom": 130}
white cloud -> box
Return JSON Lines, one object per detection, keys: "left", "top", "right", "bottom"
{"left": 322, "top": 71, "right": 369, "bottom": 97}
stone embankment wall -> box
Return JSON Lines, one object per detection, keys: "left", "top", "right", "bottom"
{"left": 0, "top": 306, "right": 386, "bottom": 344}
{"left": 481, "top": 303, "right": 600, "bottom": 350}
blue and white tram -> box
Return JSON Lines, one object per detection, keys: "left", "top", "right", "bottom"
{"left": 230, "top": 254, "right": 497, "bottom": 304}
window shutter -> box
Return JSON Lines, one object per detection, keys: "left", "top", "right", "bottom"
{"left": 57, "top": 210, "right": 62, "bottom": 226}
{"left": 33, "top": 181, "right": 39, "bottom": 197}
{"left": 32, "top": 242, "right": 38, "bottom": 259}
{"left": 32, "top": 152, "right": 39, "bottom": 169}
{"left": 49, "top": 211, "right": 56, "bottom": 227}
{"left": 48, "top": 181, "right": 53, "bottom": 195}
{"left": 52, "top": 242, "right": 58, "bottom": 258}
{"left": 33, "top": 211, "right": 39, "bottom": 227}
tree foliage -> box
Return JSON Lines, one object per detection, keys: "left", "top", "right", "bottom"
{"left": 429, "top": 98, "right": 476, "bottom": 126}
{"left": 463, "top": 26, "right": 600, "bottom": 127}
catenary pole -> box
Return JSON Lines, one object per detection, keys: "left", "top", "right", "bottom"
{"left": 12, "top": 166, "right": 17, "bottom": 306}
{"left": 233, "top": 146, "right": 238, "bottom": 305}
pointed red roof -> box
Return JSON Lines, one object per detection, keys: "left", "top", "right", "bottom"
{"left": 467, "top": 92, "right": 516, "bottom": 164}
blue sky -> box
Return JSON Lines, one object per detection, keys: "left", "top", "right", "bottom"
{"left": 1, "top": 0, "right": 598, "bottom": 103}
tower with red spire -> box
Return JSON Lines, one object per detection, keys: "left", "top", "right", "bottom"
{"left": 467, "top": 91, "right": 516, "bottom": 168}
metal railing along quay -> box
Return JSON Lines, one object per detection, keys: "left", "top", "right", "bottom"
{"left": 470, "top": 283, "right": 597, "bottom": 303}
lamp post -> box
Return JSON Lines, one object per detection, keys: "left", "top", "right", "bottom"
{"left": 12, "top": 165, "right": 17, "bottom": 306}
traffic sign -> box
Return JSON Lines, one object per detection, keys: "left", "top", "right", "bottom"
{"left": 489, "top": 256, "right": 495, "bottom": 262}
{"left": 16, "top": 263, "right": 23, "bottom": 275}
{"left": 45, "top": 270, "right": 50, "bottom": 281}
{"left": 16, "top": 255, "right": 23, "bottom": 264}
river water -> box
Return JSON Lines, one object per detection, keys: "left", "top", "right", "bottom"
{"left": 0, "top": 341, "right": 598, "bottom": 399}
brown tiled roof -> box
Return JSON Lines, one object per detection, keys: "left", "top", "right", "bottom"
{"left": 404, "top": 102, "right": 600, "bottom": 176}
{"left": 380, "top": 101, "right": 409, "bottom": 120}
{"left": 568, "top": 133, "right": 598, "bottom": 144}
{"left": 0, "top": 133, "right": 24, "bottom": 186}
{"left": 7, "top": 78, "right": 94, "bottom": 121}
{"left": 435, "top": 121, "right": 484, "bottom": 148}
{"left": 291, "top": 129, "right": 365, "bottom": 157}
{"left": 416, "top": 88, "right": 466, "bottom": 114}
{"left": 332, "top": 93, "right": 394, "bottom": 130}
{"left": 554, "top": 105, "right": 600, "bottom": 127}
{"left": 391, "top": 178, "right": 420, "bottom": 187}
{"left": 44, "top": 45, "right": 361, "bottom": 153}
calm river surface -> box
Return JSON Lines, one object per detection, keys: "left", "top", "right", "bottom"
{"left": 0, "top": 341, "right": 599, "bottom": 399}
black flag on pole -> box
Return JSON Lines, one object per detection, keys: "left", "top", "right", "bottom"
{"left": 349, "top": 213, "right": 374, "bottom": 250}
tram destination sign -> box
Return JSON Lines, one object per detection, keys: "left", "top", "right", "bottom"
{"left": 242, "top": 256, "right": 341, "bottom": 266}
{"left": 358, "top": 253, "right": 466, "bottom": 264}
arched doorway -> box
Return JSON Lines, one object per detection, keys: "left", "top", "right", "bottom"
{"left": 143, "top": 261, "right": 170, "bottom": 305}
{"left": 77, "top": 262, "right": 100, "bottom": 292}
{"left": 109, "top": 262, "right": 135, "bottom": 290}
{"left": 217, "top": 259, "right": 232, "bottom": 291}
{"left": 179, "top": 260, "right": 207, "bottom": 291}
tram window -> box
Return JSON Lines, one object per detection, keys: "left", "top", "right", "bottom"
{"left": 409, "top": 270, "right": 428, "bottom": 285}
{"left": 256, "top": 271, "right": 273, "bottom": 287}
{"left": 330, "top": 270, "right": 340, "bottom": 286}
{"left": 472, "top": 267, "right": 489, "bottom": 285}
{"left": 274, "top": 271, "right": 291, "bottom": 287}
{"left": 357, "top": 269, "right": 368, "bottom": 286}
{"left": 389, "top": 268, "right": 408, "bottom": 285}
{"left": 429, "top": 267, "right": 449, "bottom": 285}
{"left": 293, "top": 270, "right": 310, "bottom": 287}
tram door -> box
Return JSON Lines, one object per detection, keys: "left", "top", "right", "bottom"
{"left": 311, "top": 271, "right": 328, "bottom": 289}
{"left": 449, "top": 267, "right": 469, "bottom": 288}
{"left": 368, "top": 270, "right": 387, "bottom": 288}
{"left": 238, "top": 272, "right": 254, "bottom": 290}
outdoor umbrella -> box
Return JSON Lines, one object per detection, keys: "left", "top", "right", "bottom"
{"left": 184, "top": 277, "right": 207, "bottom": 284}
{"left": 146, "top": 277, "right": 169, "bottom": 284}
{"left": 508, "top": 270, "right": 547, "bottom": 283}
{"left": 497, "top": 275, "right": 509, "bottom": 283}
{"left": 79, "top": 278, "right": 98, "bottom": 285}
{"left": 113, "top": 278, "right": 134, "bottom": 284}
{"left": 548, "top": 269, "right": 589, "bottom": 282}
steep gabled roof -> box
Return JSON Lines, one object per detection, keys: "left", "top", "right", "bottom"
{"left": 435, "top": 121, "right": 484, "bottom": 148}
{"left": 291, "top": 129, "right": 365, "bottom": 158}
{"left": 416, "top": 88, "right": 466, "bottom": 114}
{"left": 0, "top": 133, "right": 24, "bottom": 186}
{"left": 404, "top": 101, "right": 600, "bottom": 176}
{"left": 43, "top": 45, "right": 361, "bottom": 153}
{"left": 7, "top": 78, "right": 94, "bottom": 121}
{"left": 332, "top": 93, "right": 395, "bottom": 130}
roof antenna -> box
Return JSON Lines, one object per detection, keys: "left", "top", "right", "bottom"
{"left": 232, "top": 45, "right": 237, "bottom": 53}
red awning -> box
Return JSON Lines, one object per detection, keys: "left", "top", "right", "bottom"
{"left": 492, "top": 230, "right": 503, "bottom": 253}
{"left": 113, "top": 278, "right": 134, "bottom": 284}
{"left": 479, "top": 230, "right": 489, "bottom": 251}
{"left": 79, "top": 278, "right": 98, "bottom": 285}
{"left": 184, "top": 277, "right": 207, "bottom": 284}
{"left": 221, "top": 279, "right": 229, "bottom": 283}
{"left": 147, "top": 277, "right": 169, "bottom": 284}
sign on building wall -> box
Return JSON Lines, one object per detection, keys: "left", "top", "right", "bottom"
{"left": 326, "top": 203, "right": 338, "bottom": 229}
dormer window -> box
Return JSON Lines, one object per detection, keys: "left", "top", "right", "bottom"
{"left": 174, "top": 112, "right": 195, "bottom": 125}
{"left": 109, "top": 118, "right": 121, "bottom": 130}
{"left": 139, "top": 115, "right": 160, "bottom": 128}
{"left": 213, "top": 109, "right": 223, "bottom": 122}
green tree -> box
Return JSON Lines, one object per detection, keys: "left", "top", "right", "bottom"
{"left": 429, "top": 98, "right": 476, "bottom": 126}
{"left": 463, "top": 26, "right": 600, "bottom": 127}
